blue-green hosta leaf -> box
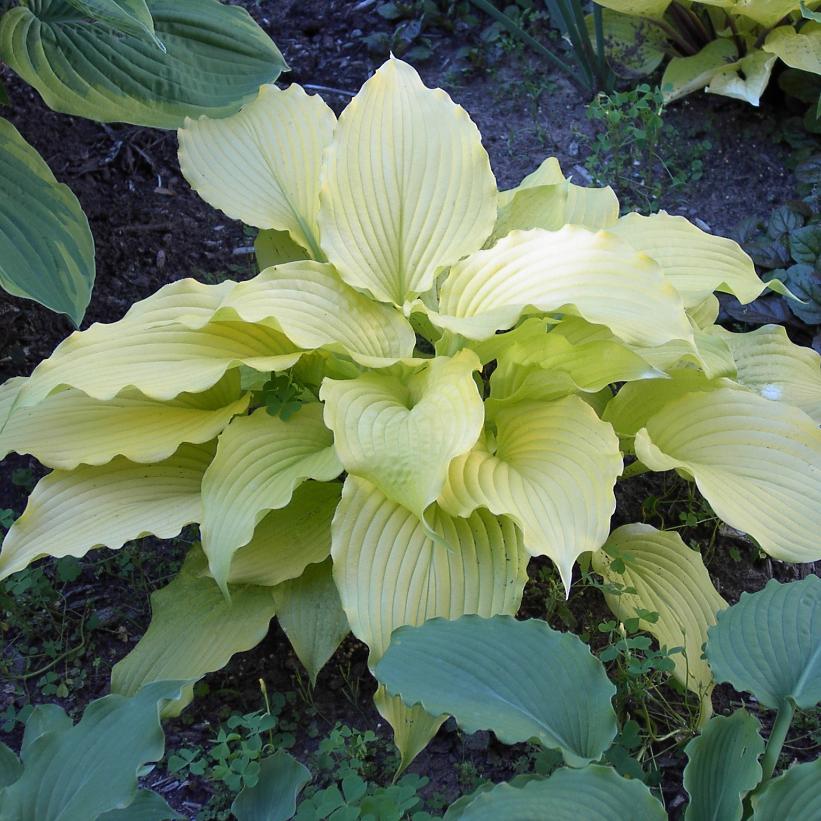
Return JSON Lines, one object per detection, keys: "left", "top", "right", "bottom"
{"left": 445, "top": 765, "right": 666, "bottom": 820}
{"left": 97, "top": 789, "right": 184, "bottom": 820}
{"left": 111, "top": 548, "right": 277, "bottom": 716}
{"left": 0, "top": 116, "right": 94, "bottom": 325}
{"left": 375, "top": 615, "right": 618, "bottom": 768}
{"left": 751, "top": 758, "right": 821, "bottom": 820}
{"left": 0, "top": 743, "right": 21, "bottom": 788}
{"left": 706, "top": 576, "right": 821, "bottom": 710}
{"left": 0, "top": 0, "right": 287, "bottom": 129}
{"left": 273, "top": 558, "right": 350, "bottom": 686}
{"left": 0, "top": 680, "right": 184, "bottom": 821}
{"left": 231, "top": 750, "right": 311, "bottom": 821}
{"left": 20, "top": 704, "right": 72, "bottom": 758}
{"left": 65, "top": 0, "right": 161, "bottom": 47}
{"left": 683, "top": 710, "right": 765, "bottom": 821}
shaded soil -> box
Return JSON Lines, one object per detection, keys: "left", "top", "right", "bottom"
{"left": 0, "top": 1, "right": 818, "bottom": 819}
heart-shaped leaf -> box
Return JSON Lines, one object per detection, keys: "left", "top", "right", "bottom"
{"left": 0, "top": 0, "right": 286, "bottom": 128}
{"left": 706, "top": 575, "right": 820, "bottom": 710}
{"left": 374, "top": 615, "right": 618, "bottom": 767}
{"left": 231, "top": 750, "right": 311, "bottom": 821}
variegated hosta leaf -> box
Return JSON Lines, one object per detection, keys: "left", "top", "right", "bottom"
{"left": 0, "top": 371, "right": 248, "bottom": 470}
{"left": 111, "top": 548, "right": 277, "bottom": 716}
{"left": 178, "top": 85, "right": 335, "bottom": 259}
{"left": 17, "top": 316, "right": 300, "bottom": 408}
{"left": 331, "top": 476, "right": 529, "bottom": 769}
{"left": 207, "top": 261, "right": 416, "bottom": 366}
{"left": 0, "top": 442, "right": 214, "bottom": 580}
{"left": 65, "top": 0, "right": 159, "bottom": 45}
{"left": 602, "top": 370, "right": 726, "bottom": 440}
{"left": 607, "top": 212, "right": 779, "bottom": 307}
{"left": 439, "top": 396, "right": 622, "bottom": 592}
{"left": 661, "top": 39, "right": 739, "bottom": 103}
{"left": 592, "top": 524, "right": 727, "bottom": 709}
{"left": 320, "top": 350, "right": 484, "bottom": 518}
{"left": 318, "top": 57, "right": 497, "bottom": 306}
{"left": 434, "top": 225, "right": 694, "bottom": 347}
{"left": 707, "top": 50, "right": 778, "bottom": 107}
{"left": 763, "top": 23, "right": 821, "bottom": 74}
{"left": 273, "top": 558, "right": 350, "bottom": 685}
{"left": 200, "top": 404, "right": 342, "bottom": 593}
{"left": 709, "top": 324, "right": 821, "bottom": 424}
{"left": 227, "top": 481, "right": 341, "bottom": 587}
{"left": 635, "top": 388, "right": 821, "bottom": 563}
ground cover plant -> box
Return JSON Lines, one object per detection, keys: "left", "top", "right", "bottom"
{"left": 0, "top": 0, "right": 285, "bottom": 323}
{"left": 0, "top": 2, "right": 819, "bottom": 816}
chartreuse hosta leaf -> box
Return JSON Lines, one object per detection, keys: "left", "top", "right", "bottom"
{"left": 708, "top": 50, "right": 778, "bottom": 107}
{"left": 593, "top": 0, "right": 671, "bottom": 14}
{"left": 200, "top": 403, "right": 342, "bottom": 594}
{"left": 231, "top": 750, "right": 311, "bottom": 821}
{"left": 273, "top": 558, "right": 349, "bottom": 685}
{"left": 65, "top": 0, "right": 159, "bottom": 46}
{"left": 0, "top": 680, "right": 184, "bottom": 821}
{"left": 227, "top": 481, "right": 341, "bottom": 587}
{"left": 440, "top": 396, "right": 622, "bottom": 592}
{"left": 200, "top": 261, "right": 417, "bottom": 366}
{"left": 0, "top": 0, "right": 287, "bottom": 129}
{"left": 683, "top": 710, "right": 765, "bottom": 821}
{"left": 321, "top": 350, "right": 483, "bottom": 519}
{"left": 317, "top": 57, "right": 497, "bottom": 306}
{"left": 764, "top": 23, "right": 821, "bottom": 73}
{"left": 592, "top": 525, "right": 727, "bottom": 710}
{"left": 608, "top": 212, "right": 783, "bottom": 308}
{"left": 0, "top": 371, "right": 248, "bottom": 470}
{"left": 445, "top": 765, "right": 666, "bottom": 821}
{"left": 433, "top": 225, "right": 694, "bottom": 346}
{"left": 332, "top": 476, "right": 528, "bottom": 769}
{"left": 494, "top": 156, "right": 619, "bottom": 237}
{"left": 751, "top": 758, "right": 821, "bottom": 821}
{"left": 0, "top": 116, "right": 94, "bottom": 325}
{"left": 734, "top": 0, "right": 809, "bottom": 28}
{"left": 706, "top": 576, "right": 821, "bottom": 711}
{"left": 0, "top": 443, "right": 214, "bottom": 580}
{"left": 178, "top": 85, "right": 335, "bottom": 258}
{"left": 710, "top": 324, "right": 821, "bottom": 423}
{"left": 375, "top": 616, "right": 618, "bottom": 767}
{"left": 635, "top": 389, "right": 821, "bottom": 563}
{"left": 661, "top": 39, "right": 739, "bottom": 103}
{"left": 111, "top": 548, "right": 277, "bottom": 715}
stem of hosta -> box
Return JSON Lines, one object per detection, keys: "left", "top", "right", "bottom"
{"left": 760, "top": 699, "right": 795, "bottom": 784}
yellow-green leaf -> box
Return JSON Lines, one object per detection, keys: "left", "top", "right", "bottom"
{"left": 661, "top": 39, "right": 738, "bottom": 102}
{"left": 318, "top": 57, "right": 496, "bottom": 305}
{"left": 592, "top": 524, "right": 727, "bottom": 711}
{"left": 439, "top": 396, "right": 622, "bottom": 592}
{"left": 273, "top": 558, "right": 349, "bottom": 685}
{"left": 594, "top": 0, "right": 671, "bottom": 14}
{"left": 227, "top": 481, "right": 341, "bottom": 587}
{"left": 607, "top": 212, "right": 775, "bottom": 307}
{"left": 635, "top": 388, "right": 821, "bottom": 563}
{"left": 331, "top": 476, "right": 528, "bottom": 769}
{"left": 178, "top": 84, "right": 334, "bottom": 259}
{"left": 209, "top": 261, "right": 416, "bottom": 365}
{"left": 733, "top": 0, "right": 806, "bottom": 28}
{"left": 0, "top": 372, "right": 248, "bottom": 470}
{"left": 111, "top": 547, "right": 276, "bottom": 716}
{"left": 763, "top": 23, "right": 821, "bottom": 73}
{"left": 0, "top": 443, "right": 214, "bottom": 580}
{"left": 200, "top": 404, "right": 342, "bottom": 593}
{"left": 320, "top": 350, "right": 484, "bottom": 518}
{"left": 707, "top": 49, "right": 778, "bottom": 107}
{"left": 434, "top": 226, "right": 693, "bottom": 346}
{"left": 710, "top": 324, "right": 821, "bottom": 423}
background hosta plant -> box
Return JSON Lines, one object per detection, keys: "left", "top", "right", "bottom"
{"left": 1, "top": 56, "right": 820, "bottom": 770}
{"left": 594, "top": 0, "right": 821, "bottom": 110}
{"left": 0, "top": 0, "right": 286, "bottom": 324}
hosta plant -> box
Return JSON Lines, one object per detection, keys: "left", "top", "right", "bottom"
{"left": 1, "top": 57, "right": 820, "bottom": 770}
{"left": 594, "top": 0, "right": 821, "bottom": 108}
{"left": 374, "top": 582, "right": 820, "bottom": 820}
{"left": 0, "top": 0, "right": 286, "bottom": 324}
